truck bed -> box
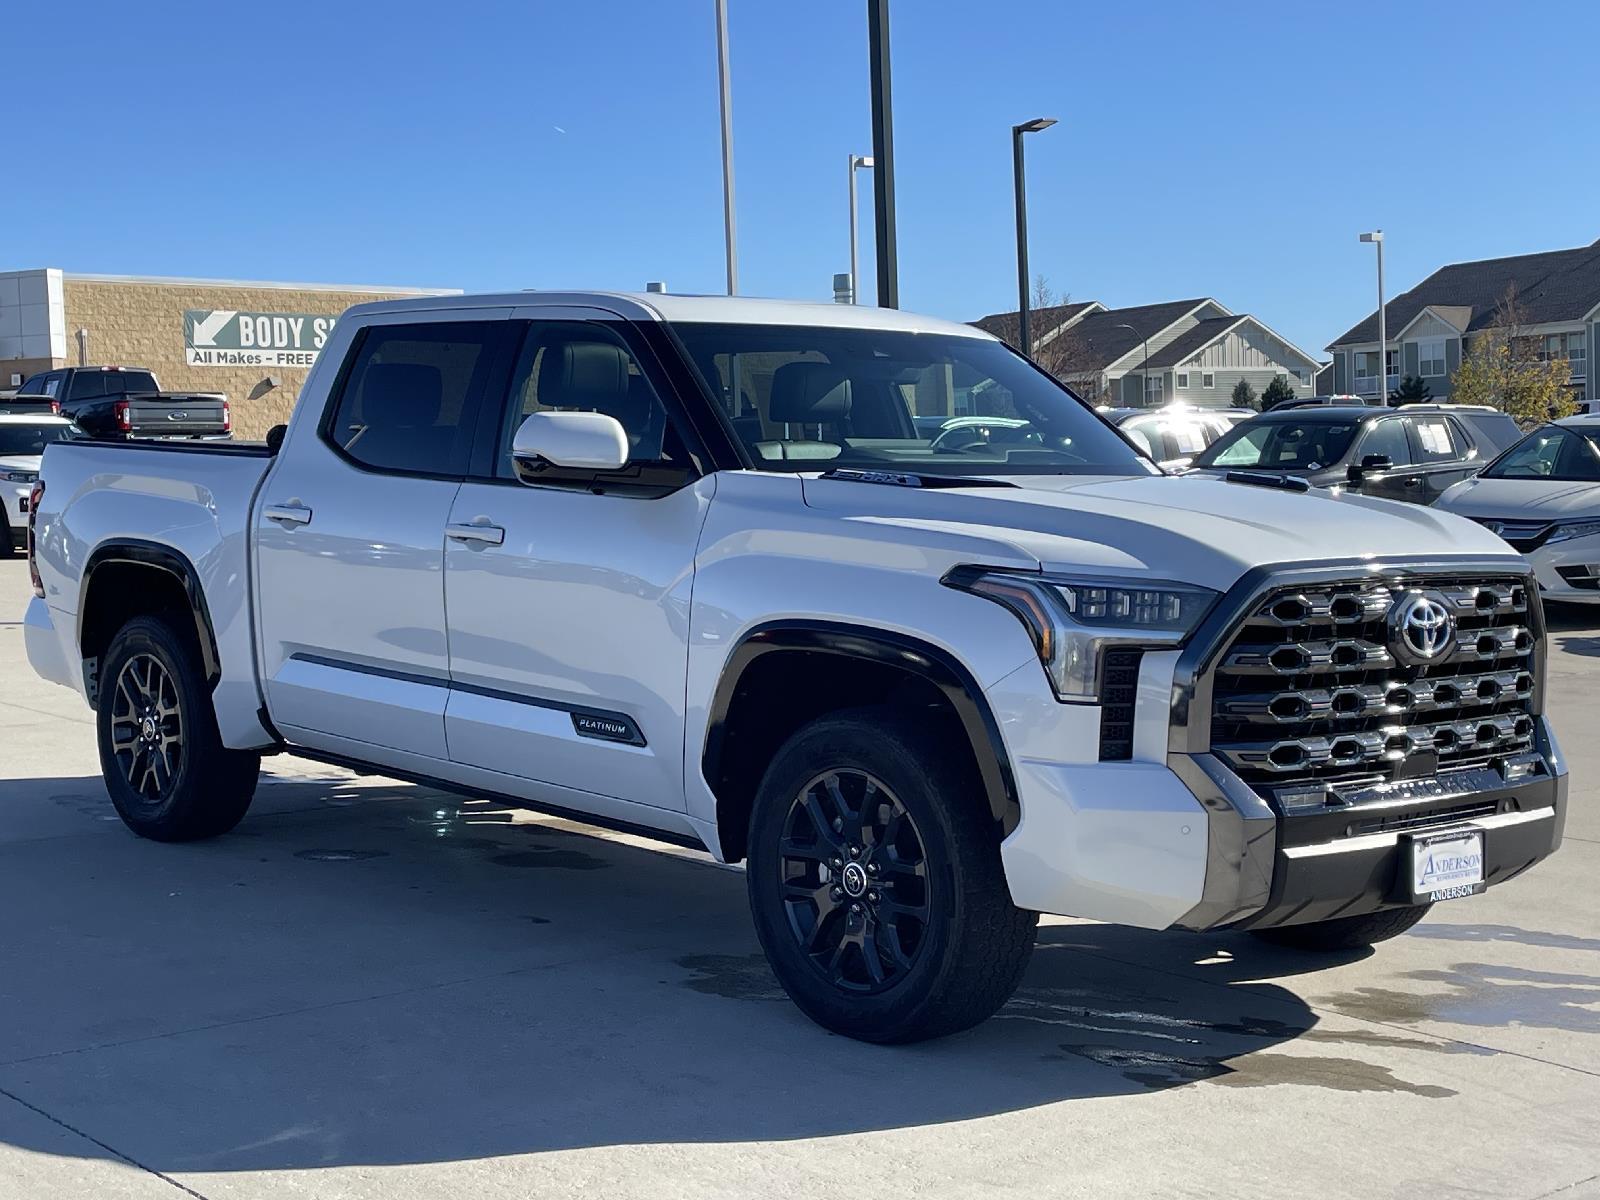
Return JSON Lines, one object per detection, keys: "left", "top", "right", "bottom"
{"left": 30, "top": 438, "right": 277, "bottom": 747}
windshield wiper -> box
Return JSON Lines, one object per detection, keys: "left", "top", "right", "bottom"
{"left": 1221, "top": 470, "right": 1311, "bottom": 493}
{"left": 818, "top": 468, "right": 1018, "bottom": 489}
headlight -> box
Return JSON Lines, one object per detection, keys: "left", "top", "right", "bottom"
{"left": 1546, "top": 520, "right": 1600, "bottom": 544}
{"left": 946, "top": 568, "right": 1217, "bottom": 701}
{"left": 3, "top": 471, "right": 37, "bottom": 484}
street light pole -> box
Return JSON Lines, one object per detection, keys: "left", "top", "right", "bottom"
{"left": 1012, "top": 117, "right": 1056, "bottom": 359}
{"left": 866, "top": 0, "right": 898, "bottom": 308}
{"left": 1114, "top": 322, "right": 1152, "bottom": 406}
{"left": 1361, "top": 230, "right": 1386, "bottom": 401}
{"left": 715, "top": 0, "right": 737, "bottom": 294}
{"left": 847, "top": 154, "right": 873, "bottom": 304}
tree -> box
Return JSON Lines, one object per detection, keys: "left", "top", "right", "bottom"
{"left": 1260, "top": 377, "right": 1296, "bottom": 409}
{"left": 1449, "top": 286, "right": 1578, "bottom": 426}
{"left": 986, "top": 275, "right": 1097, "bottom": 395}
{"left": 1390, "top": 375, "right": 1433, "bottom": 405}
{"left": 1231, "top": 379, "right": 1258, "bottom": 410}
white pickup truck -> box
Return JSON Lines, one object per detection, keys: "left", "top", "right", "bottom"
{"left": 23, "top": 292, "right": 1567, "bottom": 1043}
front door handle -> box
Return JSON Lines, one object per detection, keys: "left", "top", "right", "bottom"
{"left": 264, "top": 501, "right": 313, "bottom": 526}
{"left": 1404, "top": 476, "right": 1423, "bottom": 487}
{"left": 447, "top": 521, "right": 505, "bottom": 546}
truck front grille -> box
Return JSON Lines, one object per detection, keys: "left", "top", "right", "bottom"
{"left": 1209, "top": 576, "right": 1537, "bottom": 786}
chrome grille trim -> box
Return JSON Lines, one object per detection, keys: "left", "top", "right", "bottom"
{"left": 1202, "top": 568, "right": 1540, "bottom": 787}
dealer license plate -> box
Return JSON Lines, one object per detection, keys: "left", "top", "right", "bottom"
{"left": 1409, "top": 828, "right": 1486, "bottom": 902}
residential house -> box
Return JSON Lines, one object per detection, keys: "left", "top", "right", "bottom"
{"left": 1326, "top": 239, "right": 1600, "bottom": 404}
{"left": 973, "top": 298, "right": 1322, "bottom": 408}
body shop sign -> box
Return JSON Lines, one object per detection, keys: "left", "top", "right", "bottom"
{"left": 184, "top": 310, "right": 338, "bottom": 367}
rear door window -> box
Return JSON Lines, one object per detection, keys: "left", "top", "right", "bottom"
{"left": 1408, "top": 415, "right": 1461, "bottom": 464}
{"left": 67, "top": 373, "right": 108, "bottom": 401}
{"left": 323, "top": 321, "right": 513, "bottom": 476}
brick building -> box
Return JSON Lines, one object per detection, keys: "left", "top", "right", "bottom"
{"left": 0, "top": 270, "right": 458, "bottom": 438}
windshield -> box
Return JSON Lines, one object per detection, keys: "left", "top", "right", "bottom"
{"left": 1194, "top": 419, "right": 1360, "bottom": 472}
{"left": 0, "top": 423, "right": 76, "bottom": 456}
{"left": 669, "top": 322, "right": 1152, "bottom": 476}
{"left": 1483, "top": 426, "right": 1600, "bottom": 481}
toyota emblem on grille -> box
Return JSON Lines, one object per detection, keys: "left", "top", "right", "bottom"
{"left": 1388, "top": 591, "right": 1455, "bottom": 665}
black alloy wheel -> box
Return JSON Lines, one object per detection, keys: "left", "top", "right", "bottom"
{"left": 780, "top": 769, "right": 930, "bottom": 992}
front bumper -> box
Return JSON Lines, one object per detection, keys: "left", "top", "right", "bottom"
{"left": 3, "top": 484, "right": 28, "bottom": 543}
{"left": 1170, "top": 726, "right": 1566, "bottom": 930}
{"left": 1529, "top": 537, "right": 1600, "bottom": 602}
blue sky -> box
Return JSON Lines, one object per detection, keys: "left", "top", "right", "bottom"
{"left": 7, "top": 0, "right": 1598, "bottom": 355}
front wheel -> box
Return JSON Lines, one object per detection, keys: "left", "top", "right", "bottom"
{"left": 97, "top": 615, "right": 260, "bottom": 841}
{"left": 1251, "top": 903, "right": 1432, "bottom": 952}
{"left": 746, "top": 707, "right": 1037, "bottom": 1044}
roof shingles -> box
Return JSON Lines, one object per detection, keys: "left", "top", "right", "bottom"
{"left": 1330, "top": 239, "right": 1600, "bottom": 348}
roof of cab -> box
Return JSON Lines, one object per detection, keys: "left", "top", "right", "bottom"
{"left": 339, "top": 290, "right": 995, "bottom": 339}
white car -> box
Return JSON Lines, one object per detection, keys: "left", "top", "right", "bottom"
{"left": 0, "top": 414, "right": 76, "bottom": 557}
{"left": 1437, "top": 415, "right": 1600, "bottom": 602}
{"left": 23, "top": 291, "right": 1567, "bottom": 1043}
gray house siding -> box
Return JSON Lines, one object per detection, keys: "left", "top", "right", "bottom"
{"left": 1333, "top": 351, "right": 1348, "bottom": 392}
{"left": 1403, "top": 342, "right": 1419, "bottom": 378}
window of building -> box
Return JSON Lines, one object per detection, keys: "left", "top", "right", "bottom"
{"left": 1354, "top": 352, "right": 1378, "bottom": 380}
{"left": 324, "top": 321, "right": 509, "bottom": 476}
{"left": 1418, "top": 339, "right": 1447, "bottom": 377}
{"left": 1176, "top": 372, "right": 1190, "bottom": 389}
{"left": 1202, "top": 372, "right": 1215, "bottom": 389}
{"left": 1385, "top": 348, "right": 1400, "bottom": 380}
{"left": 1145, "top": 374, "right": 1164, "bottom": 404}
{"left": 1293, "top": 368, "right": 1310, "bottom": 385}
{"left": 1540, "top": 332, "right": 1587, "bottom": 380}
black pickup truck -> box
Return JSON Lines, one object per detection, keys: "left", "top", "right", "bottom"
{"left": 17, "top": 366, "right": 230, "bottom": 441}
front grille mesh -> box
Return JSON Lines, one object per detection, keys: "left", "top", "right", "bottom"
{"left": 1210, "top": 576, "right": 1537, "bottom": 786}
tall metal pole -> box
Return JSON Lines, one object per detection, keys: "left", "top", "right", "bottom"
{"left": 848, "top": 155, "right": 860, "bottom": 305}
{"left": 1013, "top": 127, "right": 1031, "bottom": 357}
{"left": 867, "top": 0, "right": 898, "bottom": 308}
{"left": 1377, "top": 237, "right": 1387, "bottom": 400}
{"left": 715, "top": 0, "right": 737, "bottom": 295}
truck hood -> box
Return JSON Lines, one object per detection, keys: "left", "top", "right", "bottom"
{"left": 800, "top": 472, "right": 1515, "bottom": 592}
{"left": 1436, "top": 475, "right": 1600, "bottom": 521}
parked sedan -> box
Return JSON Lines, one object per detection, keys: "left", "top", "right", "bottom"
{"left": 1187, "top": 404, "right": 1521, "bottom": 505}
{"left": 1102, "top": 405, "right": 1252, "bottom": 470}
{"left": 1435, "top": 416, "right": 1600, "bottom": 602}
{"left": 0, "top": 415, "right": 78, "bottom": 555}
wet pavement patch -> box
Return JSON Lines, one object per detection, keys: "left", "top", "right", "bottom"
{"left": 293, "top": 849, "right": 391, "bottom": 862}
{"left": 1322, "top": 962, "right": 1600, "bottom": 1034}
{"left": 488, "top": 848, "right": 609, "bottom": 871}
{"left": 676, "top": 954, "right": 788, "bottom": 1002}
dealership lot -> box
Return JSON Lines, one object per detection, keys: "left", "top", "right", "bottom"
{"left": 1, "top": 558, "right": 1597, "bottom": 1199}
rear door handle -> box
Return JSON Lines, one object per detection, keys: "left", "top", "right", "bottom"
{"left": 447, "top": 521, "right": 505, "bottom": 546}
{"left": 264, "top": 502, "right": 313, "bottom": 526}
{"left": 1404, "top": 476, "right": 1422, "bottom": 487}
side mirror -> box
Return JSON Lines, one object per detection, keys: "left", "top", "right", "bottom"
{"left": 511, "top": 411, "right": 628, "bottom": 473}
{"left": 265, "top": 424, "right": 287, "bottom": 455}
{"left": 1347, "top": 453, "right": 1391, "bottom": 483}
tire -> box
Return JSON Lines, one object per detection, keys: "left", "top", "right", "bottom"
{"left": 96, "top": 614, "right": 260, "bottom": 841}
{"left": 1251, "top": 903, "right": 1432, "bottom": 952}
{"left": 746, "top": 706, "right": 1037, "bottom": 1044}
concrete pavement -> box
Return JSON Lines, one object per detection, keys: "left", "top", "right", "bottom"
{"left": 1, "top": 558, "right": 1597, "bottom": 1198}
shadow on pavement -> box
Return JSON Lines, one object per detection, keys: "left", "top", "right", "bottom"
{"left": 0, "top": 772, "right": 1472, "bottom": 1174}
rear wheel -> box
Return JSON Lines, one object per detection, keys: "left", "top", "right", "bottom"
{"left": 97, "top": 615, "right": 260, "bottom": 841}
{"left": 746, "top": 707, "right": 1036, "bottom": 1043}
{"left": 1251, "top": 903, "right": 1432, "bottom": 952}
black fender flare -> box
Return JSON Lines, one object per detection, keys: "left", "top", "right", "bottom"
{"left": 701, "top": 620, "right": 1022, "bottom": 839}
{"left": 79, "top": 539, "right": 222, "bottom": 688}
